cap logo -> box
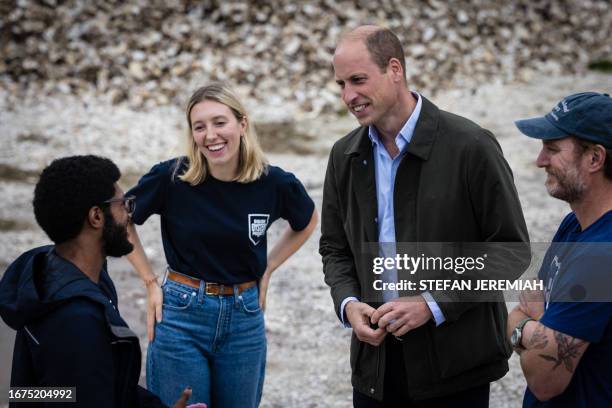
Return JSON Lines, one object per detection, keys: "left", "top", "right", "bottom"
{"left": 561, "top": 100, "right": 570, "bottom": 112}
{"left": 550, "top": 99, "right": 570, "bottom": 122}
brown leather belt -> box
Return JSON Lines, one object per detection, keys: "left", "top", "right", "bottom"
{"left": 167, "top": 271, "right": 256, "bottom": 296}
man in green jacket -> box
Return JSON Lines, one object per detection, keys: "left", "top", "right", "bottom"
{"left": 320, "top": 25, "right": 530, "bottom": 407}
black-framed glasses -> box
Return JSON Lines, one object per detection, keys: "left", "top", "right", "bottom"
{"left": 100, "top": 195, "right": 136, "bottom": 216}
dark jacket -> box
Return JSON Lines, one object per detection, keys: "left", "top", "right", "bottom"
{"left": 320, "top": 96, "right": 530, "bottom": 400}
{"left": 0, "top": 245, "right": 166, "bottom": 408}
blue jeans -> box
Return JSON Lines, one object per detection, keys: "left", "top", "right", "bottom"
{"left": 146, "top": 277, "right": 266, "bottom": 407}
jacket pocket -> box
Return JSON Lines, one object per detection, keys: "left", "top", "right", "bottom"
{"left": 430, "top": 303, "right": 510, "bottom": 379}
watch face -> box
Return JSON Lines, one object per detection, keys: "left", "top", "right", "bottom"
{"left": 511, "top": 328, "right": 520, "bottom": 347}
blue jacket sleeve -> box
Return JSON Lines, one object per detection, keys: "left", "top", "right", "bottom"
{"left": 32, "top": 301, "right": 115, "bottom": 407}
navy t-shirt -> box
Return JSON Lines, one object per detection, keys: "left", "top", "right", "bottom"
{"left": 127, "top": 158, "right": 315, "bottom": 284}
{"left": 523, "top": 211, "right": 612, "bottom": 407}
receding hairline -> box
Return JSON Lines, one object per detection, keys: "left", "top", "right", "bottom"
{"left": 336, "top": 25, "right": 383, "bottom": 50}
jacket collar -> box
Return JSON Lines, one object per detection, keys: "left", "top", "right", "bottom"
{"left": 343, "top": 95, "right": 440, "bottom": 160}
{"left": 344, "top": 126, "right": 370, "bottom": 157}
{"left": 0, "top": 245, "right": 135, "bottom": 338}
{"left": 43, "top": 251, "right": 136, "bottom": 339}
{"left": 407, "top": 96, "right": 439, "bottom": 160}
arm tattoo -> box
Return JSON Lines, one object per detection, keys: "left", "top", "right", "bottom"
{"left": 538, "top": 331, "right": 585, "bottom": 373}
{"left": 527, "top": 324, "right": 548, "bottom": 349}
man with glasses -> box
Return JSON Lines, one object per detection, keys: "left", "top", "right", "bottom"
{"left": 0, "top": 155, "right": 202, "bottom": 407}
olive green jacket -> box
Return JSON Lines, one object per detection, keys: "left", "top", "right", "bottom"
{"left": 320, "top": 96, "right": 530, "bottom": 400}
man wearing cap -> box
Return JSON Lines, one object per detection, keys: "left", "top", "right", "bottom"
{"left": 510, "top": 92, "right": 612, "bottom": 407}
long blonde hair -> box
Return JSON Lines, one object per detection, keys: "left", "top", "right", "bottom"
{"left": 178, "top": 83, "right": 268, "bottom": 185}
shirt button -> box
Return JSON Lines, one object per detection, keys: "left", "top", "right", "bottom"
{"left": 363, "top": 160, "right": 367, "bottom": 165}
{"left": 374, "top": 217, "right": 378, "bottom": 223}
{"left": 369, "top": 388, "right": 375, "bottom": 394}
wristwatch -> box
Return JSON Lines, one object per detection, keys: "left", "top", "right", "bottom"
{"left": 511, "top": 317, "right": 534, "bottom": 351}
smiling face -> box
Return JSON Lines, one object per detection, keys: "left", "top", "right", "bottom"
{"left": 332, "top": 39, "right": 400, "bottom": 127}
{"left": 536, "top": 138, "right": 588, "bottom": 203}
{"left": 190, "top": 99, "right": 246, "bottom": 180}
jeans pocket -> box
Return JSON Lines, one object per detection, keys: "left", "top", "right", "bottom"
{"left": 162, "top": 282, "right": 196, "bottom": 311}
{"left": 238, "top": 287, "right": 261, "bottom": 314}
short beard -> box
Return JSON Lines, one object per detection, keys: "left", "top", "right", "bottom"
{"left": 102, "top": 211, "right": 134, "bottom": 257}
{"left": 546, "top": 165, "right": 586, "bottom": 203}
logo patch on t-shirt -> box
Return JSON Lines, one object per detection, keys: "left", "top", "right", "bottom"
{"left": 248, "top": 214, "right": 270, "bottom": 245}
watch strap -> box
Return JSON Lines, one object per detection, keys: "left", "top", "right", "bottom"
{"left": 513, "top": 317, "right": 535, "bottom": 350}
{"left": 517, "top": 317, "right": 535, "bottom": 332}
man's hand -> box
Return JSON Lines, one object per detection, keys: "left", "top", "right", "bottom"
{"left": 346, "top": 301, "right": 387, "bottom": 346}
{"left": 172, "top": 387, "right": 208, "bottom": 408}
{"left": 371, "top": 296, "right": 432, "bottom": 337}
{"left": 507, "top": 304, "right": 529, "bottom": 341}
{"left": 147, "top": 282, "right": 163, "bottom": 341}
{"left": 519, "top": 288, "right": 545, "bottom": 320}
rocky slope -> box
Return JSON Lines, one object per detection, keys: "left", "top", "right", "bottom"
{"left": 2, "top": 0, "right": 610, "bottom": 116}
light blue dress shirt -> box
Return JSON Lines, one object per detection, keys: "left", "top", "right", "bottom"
{"left": 340, "top": 93, "right": 446, "bottom": 327}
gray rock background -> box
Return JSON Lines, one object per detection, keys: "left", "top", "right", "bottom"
{"left": 1, "top": 1, "right": 612, "bottom": 407}
{"left": 2, "top": 0, "right": 611, "bottom": 114}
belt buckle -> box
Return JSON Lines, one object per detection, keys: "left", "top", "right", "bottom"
{"left": 205, "top": 283, "right": 216, "bottom": 296}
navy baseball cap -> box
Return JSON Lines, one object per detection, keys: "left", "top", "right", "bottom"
{"left": 515, "top": 92, "right": 612, "bottom": 148}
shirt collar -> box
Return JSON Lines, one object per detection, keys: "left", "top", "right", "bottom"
{"left": 368, "top": 92, "right": 422, "bottom": 147}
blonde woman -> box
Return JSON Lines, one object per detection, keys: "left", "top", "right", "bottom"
{"left": 126, "top": 83, "right": 317, "bottom": 407}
